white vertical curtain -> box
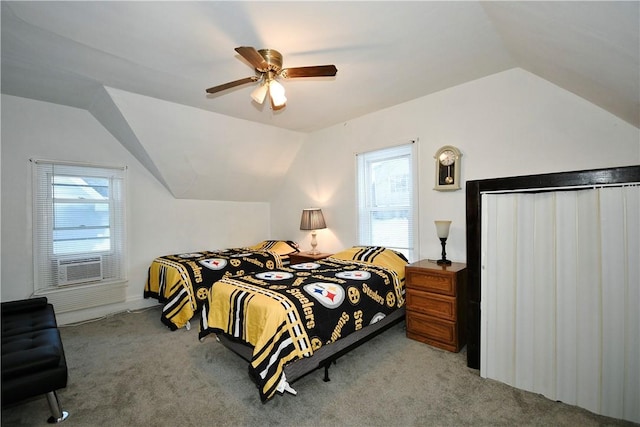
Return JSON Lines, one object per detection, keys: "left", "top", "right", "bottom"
{"left": 481, "top": 185, "right": 639, "bottom": 423}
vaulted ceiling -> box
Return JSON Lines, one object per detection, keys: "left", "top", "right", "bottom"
{"left": 3, "top": 1, "right": 638, "bottom": 132}
{"left": 2, "top": 2, "right": 638, "bottom": 201}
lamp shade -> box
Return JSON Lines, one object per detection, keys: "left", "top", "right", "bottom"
{"left": 300, "top": 208, "right": 326, "bottom": 230}
{"left": 434, "top": 220, "right": 452, "bottom": 239}
{"left": 251, "top": 82, "right": 268, "bottom": 104}
{"left": 269, "top": 80, "right": 287, "bottom": 107}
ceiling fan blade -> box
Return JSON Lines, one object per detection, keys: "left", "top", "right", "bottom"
{"left": 205, "top": 76, "right": 258, "bottom": 94}
{"left": 281, "top": 65, "right": 338, "bottom": 78}
{"left": 235, "top": 46, "right": 269, "bottom": 70}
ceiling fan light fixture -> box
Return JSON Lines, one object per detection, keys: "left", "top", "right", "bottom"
{"left": 206, "top": 46, "right": 337, "bottom": 110}
{"left": 268, "top": 79, "right": 287, "bottom": 107}
{"left": 250, "top": 81, "right": 268, "bottom": 104}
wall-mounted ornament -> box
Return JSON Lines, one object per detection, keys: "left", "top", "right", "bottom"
{"left": 434, "top": 145, "right": 462, "bottom": 191}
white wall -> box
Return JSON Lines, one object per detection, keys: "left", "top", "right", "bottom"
{"left": 271, "top": 69, "right": 640, "bottom": 262}
{"left": 2, "top": 68, "right": 638, "bottom": 322}
{"left": 1, "top": 95, "right": 272, "bottom": 322}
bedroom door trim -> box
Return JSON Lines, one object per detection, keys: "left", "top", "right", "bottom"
{"left": 465, "top": 164, "right": 640, "bottom": 370}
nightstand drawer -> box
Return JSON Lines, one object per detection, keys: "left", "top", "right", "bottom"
{"left": 406, "top": 290, "right": 456, "bottom": 321}
{"left": 406, "top": 310, "right": 458, "bottom": 351}
{"left": 406, "top": 270, "right": 455, "bottom": 295}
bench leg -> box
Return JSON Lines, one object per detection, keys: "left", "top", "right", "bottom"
{"left": 46, "top": 391, "right": 69, "bottom": 424}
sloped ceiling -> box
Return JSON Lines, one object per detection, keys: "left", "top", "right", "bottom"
{"left": 2, "top": 1, "right": 638, "bottom": 200}
{"left": 102, "top": 87, "right": 304, "bottom": 202}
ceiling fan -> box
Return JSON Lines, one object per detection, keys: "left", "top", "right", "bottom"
{"left": 205, "top": 46, "right": 338, "bottom": 109}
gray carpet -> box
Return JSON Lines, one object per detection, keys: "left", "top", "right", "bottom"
{"left": 2, "top": 306, "right": 634, "bottom": 426}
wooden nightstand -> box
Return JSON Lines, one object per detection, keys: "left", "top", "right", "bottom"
{"left": 405, "top": 259, "right": 467, "bottom": 352}
{"left": 288, "top": 251, "right": 333, "bottom": 264}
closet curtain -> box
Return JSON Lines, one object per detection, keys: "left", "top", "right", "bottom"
{"left": 480, "top": 185, "right": 639, "bottom": 423}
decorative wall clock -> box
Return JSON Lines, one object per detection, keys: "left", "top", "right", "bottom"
{"left": 434, "top": 145, "right": 462, "bottom": 191}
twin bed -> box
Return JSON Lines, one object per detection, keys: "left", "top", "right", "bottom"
{"left": 144, "top": 240, "right": 300, "bottom": 330}
{"left": 145, "top": 244, "right": 408, "bottom": 402}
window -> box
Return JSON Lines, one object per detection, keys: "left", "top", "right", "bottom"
{"left": 357, "top": 143, "right": 418, "bottom": 261}
{"left": 32, "top": 160, "right": 126, "bottom": 291}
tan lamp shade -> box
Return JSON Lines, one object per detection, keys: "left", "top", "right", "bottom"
{"left": 300, "top": 208, "right": 327, "bottom": 231}
{"left": 300, "top": 208, "right": 326, "bottom": 255}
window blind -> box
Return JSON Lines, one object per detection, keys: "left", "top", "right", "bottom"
{"left": 32, "top": 160, "right": 127, "bottom": 291}
{"left": 356, "top": 142, "right": 418, "bottom": 261}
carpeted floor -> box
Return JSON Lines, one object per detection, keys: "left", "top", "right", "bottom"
{"left": 1, "top": 306, "right": 635, "bottom": 426}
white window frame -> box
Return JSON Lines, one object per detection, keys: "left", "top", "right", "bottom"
{"left": 32, "top": 159, "right": 127, "bottom": 292}
{"left": 356, "top": 142, "right": 419, "bottom": 261}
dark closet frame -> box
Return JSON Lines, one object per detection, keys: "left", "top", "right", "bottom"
{"left": 465, "top": 165, "right": 640, "bottom": 369}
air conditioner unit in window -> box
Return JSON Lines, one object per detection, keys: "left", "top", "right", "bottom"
{"left": 57, "top": 256, "right": 103, "bottom": 286}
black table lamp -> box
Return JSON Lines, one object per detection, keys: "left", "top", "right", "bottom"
{"left": 434, "top": 220, "right": 452, "bottom": 266}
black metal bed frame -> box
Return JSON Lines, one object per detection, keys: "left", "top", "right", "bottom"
{"left": 214, "top": 308, "right": 406, "bottom": 386}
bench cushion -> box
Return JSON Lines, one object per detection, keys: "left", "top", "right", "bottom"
{"left": 2, "top": 329, "right": 63, "bottom": 379}
{"left": 1, "top": 297, "right": 48, "bottom": 314}
{"left": 2, "top": 300, "right": 57, "bottom": 337}
{"left": 1, "top": 298, "right": 68, "bottom": 406}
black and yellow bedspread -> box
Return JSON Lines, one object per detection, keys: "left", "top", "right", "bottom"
{"left": 145, "top": 246, "right": 289, "bottom": 330}
{"left": 199, "top": 246, "right": 407, "bottom": 401}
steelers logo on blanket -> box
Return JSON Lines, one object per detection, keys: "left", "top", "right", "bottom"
{"left": 290, "top": 262, "right": 321, "bottom": 270}
{"left": 335, "top": 270, "right": 371, "bottom": 280}
{"left": 303, "top": 282, "right": 345, "bottom": 309}
{"left": 179, "top": 253, "right": 203, "bottom": 258}
{"left": 196, "top": 287, "right": 209, "bottom": 300}
{"left": 199, "top": 258, "right": 228, "bottom": 270}
{"left": 255, "top": 271, "right": 294, "bottom": 280}
{"left": 386, "top": 291, "right": 396, "bottom": 308}
{"left": 347, "top": 286, "right": 361, "bottom": 305}
{"left": 370, "top": 312, "right": 386, "bottom": 324}
{"left": 311, "top": 337, "right": 323, "bottom": 350}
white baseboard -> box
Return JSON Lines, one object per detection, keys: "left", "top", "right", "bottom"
{"left": 56, "top": 295, "right": 158, "bottom": 326}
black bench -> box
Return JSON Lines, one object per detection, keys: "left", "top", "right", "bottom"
{"left": 1, "top": 297, "right": 69, "bottom": 423}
